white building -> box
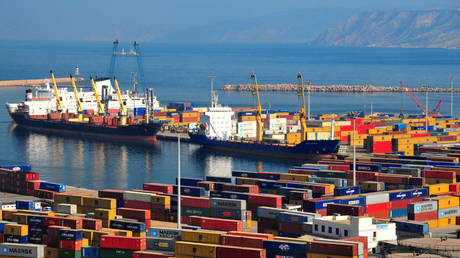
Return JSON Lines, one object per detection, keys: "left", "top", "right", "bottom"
{"left": 312, "top": 215, "right": 397, "bottom": 251}
{"left": 200, "top": 107, "right": 234, "bottom": 139}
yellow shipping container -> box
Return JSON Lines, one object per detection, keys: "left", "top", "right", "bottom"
{"left": 83, "top": 197, "right": 116, "bottom": 209}
{"left": 426, "top": 219, "right": 438, "bottom": 229}
{"left": 4, "top": 224, "right": 28, "bottom": 236}
{"left": 151, "top": 195, "right": 171, "bottom": 206}
{"left": 437, "top": 217, "right": 456, "bottom": 228}
{"left": 431, "top": 196, "right": 460, "bottom": 209}
{"left": 246, "top": 218, "right": 252, "bottom": 229}
{"left": 54, "top": 193, "right": 84, "bottom": 206}
{"left": 44, "top": 247, "right": 59, "bottom": 258}
{"left": 425, "top": 178, "right": 456, "bottom": 185}
{"left": 240, "top": 116, "right": 255, "bottom": 121}
{"left": 280, "top": 173, "right": 310, "bottom": 182}
{"left": 2, "top": 210, "right": 18, "bottom": 221}
{"left": 175, "top": 241, "right": 218, "bottom": 258}
{"left": 133, "top": 232, "right": 146, "bottom": 238}
{"left": 82, "top": 230, "right": 94, "bottom": 242}
{"left": 181, "top": 230, "right": 223, "bottom": 244}
{"left": 426, "top": 183, "right": 450, "bottom": 195}
{"left": 307, "top": 253, "right": 357, "bottom": 258}
{"left": 236, "top": 177, "right": 259, "bottom": 185}
{"left": 10, "top": 213, "right": 29, "bottom": 225}
{"left": 82, "top": 238, "right": 89, "bottom": 247}
{"left": 94, "top": 208, "right": 116, "bottom": 220}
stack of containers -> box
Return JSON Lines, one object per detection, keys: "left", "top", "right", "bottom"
{"left": 220, "top": 231, "right": 273, "bottom": 249}
{"left": 3, "top": 224, "right": 28, "bottom": 243}
{"left": 187, "top": 216, "right": 243, "bottom": 232}
{"left": 363, "top": 192, "right": 390, "bottom": 219}
{"left": 263, "top": 239, "right": 309, "bottom": 258}
{"left": 257, "top": 207, "right": 284, "bottom": 234}
{"left": 58, "top": 228, "right": 83, "bottom": 257}
{"left": 28, "top": 214, "right": 47, "bottom": 244}
{"left": 327, "top": 203, "right": 365, "bottom": 216}
{"left": 287, "top": 190, "right": 311, "bottom": 205}
{"left": 407, "top": 200, "right": 438, "bottom": 229}
{"left": 210, "top": 198, "right": 248, "bottom": 229}
{"left": 181, "top": 195, "right": 211, "bottom": 218}
{"left": 109, "top": 219, "right": 147, "bottom": 238}
{"left": 99, "top": 235, "right": 147, "bottom": 257}
{"left": 388, "top": 188, "right": 428, "bottom": 218}
{"left": 431, "top": 196, "right": 459, "bottom": 228}
{"left": 82, "top": 196, "right": 117, "bottom": 228}
{"left": 117, "top": 207, "right": 151, "bottom": 230}
{"left": 0, "top": 168, "right": 40, "bottom": 196}
{"left": 303, "top": 197, "right": 341, "bottom": 216}
{"left": 423, "top": 170, "right": 456, "bottom": 185}
{"left": 278, "top": 210, "right": 320, "bottom": 237}
{"left": 146, "top": 227, "right": 181, "bottom": 252}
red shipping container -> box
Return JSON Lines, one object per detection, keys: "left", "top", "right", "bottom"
{"left": 197, "top": 181, "right": 215, "bottom": 191}
{"left": 408, "top": 177, "right": 425, "bottom": 185}
{"left": 124, "top": 200, "right": 151, "bottom": 210}
{"left": 366, "top": 202, "right": 390, "bottom": 213}
{"left": 278, "top": 222, "right": 302, "bottom": 235}
{"left": 26, "top": 189, "right": 34, "bottom": 196}
{"left": 222, "top": 183, "right": 238, "bottom": 192}
{"left": 151, "top": 212, "right": 167, "bottom": 222}
{"left": 181, "top": 196, "right": 210, "bottom": 209}
{"left": 371, "top": 141, "right": 392, "bottom": 153}
{"left": 376, "top": 175, "right": 409, "bottom": 184}
{"left": 62, "top": 218, "right": 83, "bottom": 229}
{"left": 217, "top": 246, "right": 266, "bottom": 258}
{"left": 34, "top": 189, "right": 55, "bottom": 199}
{"left": 142, "top": 183, "right": 173, "bottom": 194}
{"left": 248, "top": 194, "right": 282, "bottom": 208}
{"left": 227, "top": 231, "right": 274, "bottom": 240}
{"left": 424, "top": 170, "right": 456, "bottom": 179}
{"left": 118, "top": 208, "right": 151, "bottom": 220}
{"left": 312, "top": 185, "right": 332, "bottom": 195}
{"left": 390, "top": 199, "right": 412, "bottom": 210}
{"left": 45, "top": 217, "right": 65, "bottom": 227}
{"left": 237, "top": 185, "right": 259, "bottom": 193}
{"left": 310, "top": 240, "right": 358, "bottom": 256}
{"left": 411, "top": 133, "right": 430, "bottom": 138}
{"left": 133, "top": 251, "right": 172, "bottom": 258}
{"left": 181, "top": 216, "right": 190, "bottom": 225}
{"left": 450, "top": 183, "right": 460, "bottom": 193}
{"left": 366, "top": 210, "right": 389, "bottom": 219}
{"left": 99, "top": 189, "right": 125, "bottom": 200}
{"left": 151, "top": 204, "right": 170, "bottom": 213}
{"left": 346, "top": 171, "right": 378, "bottom": 181}
{"left": 26, "top": 180, "right": 41, "bottom": 190}
{"left": 82, "top": 218, "right": 102, "bottom": 230}
{"left": 329, "top": 165, "right": 350, "bottom": 171}
{"left": 289, "top": 191, "right": 309, "bottom": 200}
{"left": 408, "top": 211, "right": 438, "bottom": 221}
{"left": 220, "top": 235, "right": 265, "bottom": 248}
{"left": 343, "top": 236, "right": 368, "bottom": 258}
{"left": 59, "top": 240, "right": 82, "bottom": 251}
{"left": 190, "top": 216, "right": 243, "bottom": 231}
{"left": 100, "top": 235, "right": 147, "bottom": 250}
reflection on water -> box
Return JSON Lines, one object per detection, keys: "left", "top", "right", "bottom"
{"left": 10, "top": 125, "right": 298, "bottom": 190}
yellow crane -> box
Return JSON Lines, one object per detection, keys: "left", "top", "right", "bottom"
{"left": 50, "top": 70, "right": 63, "bottom": 114}
{"left": 90, "top": 76, "right": 105, "bottom": 116}
{"left": 297, "top": 72, "right": 307, "bottom": 141}
{"left": 70, "top": 74, "right": 84, "bottom": 121}
{"left": 113, "top": 76, "right": 127, "bottom": 125}
{"left": 250, "top": 72, "right": 263, "bottom": 142}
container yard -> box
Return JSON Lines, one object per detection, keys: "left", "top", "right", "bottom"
{"left": 0, "top": 128, "right": 458, "bottom": 257}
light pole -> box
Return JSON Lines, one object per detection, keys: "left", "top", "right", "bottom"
{"left": 450, "top": 76, "right": 454, "bottom": 118}
{"left": 177, "top": 135, "right": 181, "bottom": 229}
{"left": 422, "top": 85, "right": 430, "bottom": 133}
{"left": 353, "top": 117, "right": 356, "bottom": 186}
{"left": 307, "top": 81, "right": 311, "bottom": 120}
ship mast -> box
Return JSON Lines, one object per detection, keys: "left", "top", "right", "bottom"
{"left": 50, "top": 70, "right": 63, "bottom": 115}
{"left": 113, "top": 76, "right": 127, "bottom": 125}
{"left": 90, "top": 77, "right": 105, "bottom": 116}
{"left": 297, "top": 72, "right": 307, "bottom": 141}
{"left": 250, "top": 72, "right": 263, "bottom": 143}
{"left": 70, "top": 74, "right": 84, "bottom": 121}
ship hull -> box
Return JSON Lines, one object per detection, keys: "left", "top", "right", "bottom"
{"left": 10, "top": 112, "right": 163, "bottom": 145}
{"left": 188, "top": 133, "right": 340, "bottom": 159}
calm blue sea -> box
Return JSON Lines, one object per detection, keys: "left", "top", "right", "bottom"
{"left": 0, "top": 41, "right": 459, "bottom": 189}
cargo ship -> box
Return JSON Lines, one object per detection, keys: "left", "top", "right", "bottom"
{"left": 6, "top": 72, "right": 165, "bottom": 145}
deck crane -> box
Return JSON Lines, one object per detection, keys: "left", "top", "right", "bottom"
{"left": 113, "top": 76, "right": 127, "bottom": 125}
{"left": 50, "top": 70, "right": 63, "bottom": 114}
{"left": 90, "top": 76, "right": 105, "bottom": 116}
{"left": 70, "top": 74, "right": 84, "bottom": 121}
{"left": 400, "top": 81, "right": 443, "bottom": 115}
{"left": 297, "top": 73, "right": 308, "bottom": 141}
{"left": 250, "top": 72, "right": 263, "bottom": 143}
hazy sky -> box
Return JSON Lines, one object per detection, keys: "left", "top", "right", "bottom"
{"left": 0, "top": 0, "right": 457, "bottom": 41}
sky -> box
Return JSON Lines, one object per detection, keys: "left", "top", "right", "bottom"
{"left": 0, "top": 0, "right": 458, "bottom": 42}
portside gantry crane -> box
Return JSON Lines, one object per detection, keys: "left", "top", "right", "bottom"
{"left": 400, "top": 81, "right": 443, "bottom": 115}
{"left": 250, "top": 72, "right": 263, "bottom": 142}
{"left": 70, "top": 74, "right": 83, "bottom": 121}
{"left": 297, "top": 72, "right": 307, "bottom": 141}
{"left": 90, "top": 77, "right": 105, "bottom": 116}
{"left": 50, "top": 70, "right": 63, "bottom": 114}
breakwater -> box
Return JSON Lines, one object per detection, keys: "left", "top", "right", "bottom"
{"left": 222, "top": 84, "right": 460, "bottom": 93}
{"left": 0, "top": 77, "right": 85, "bottom": 87}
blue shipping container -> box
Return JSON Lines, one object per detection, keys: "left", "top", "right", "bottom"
{"left": 205, "top": 176, "right": 236, "bottom": 184}
{"left": 411, "top": 188, "right": 429, "bottom": 198}
{"left": 264, "top": 240, "right": 307, "bottom": 255}
{"left": 389, "top": 190, "right": 413, "bottom": 201}
{"left": 390, "top": 208, "right": 408, "bottom": 218}
{"left": 39, "top": 181, "right": 66, "bottom": 192}
{"left": 173, "top": 185, "right": 205, "bottom": 197}
{"left": 232, "top": 170, "right": 258, "bottom": 178}
{"left": 15, "top": 200, "right": 35, "bottom": 210}
{"left": 339, "top": 196, "right": 366, "bottom": 207}
{"left": 4, "top": 235, "right": 28, "bottom": 243}
{"left": 393, "top": 220, "right": 429, "bottom": 234}
{"left": 278, "top": 212, "right": 314, "bottom": 224}
{"left": 175, "top": 177, "right": 202, "bottom": 187}
{"left": 257, "top": 173, "right": 281, "bottom": 180}
{"left": 334, "top": 186, "right": 360, "bottom": 196}
{"left": 59, "top": 229, "right": 83, "bottom": 241}
{"left": 82, "top": 246, "right": 99, "bottom": 258}
{"left": 0, "top": 165, "right": 31, "bottom": 171}
{"left": 308, "top": 199, "right": 341, "bottom": 211}
{"left": 209, "top": 191, "right": 250, "bottom": 201}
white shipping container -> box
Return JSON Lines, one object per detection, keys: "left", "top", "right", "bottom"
{"left": 316, "top": 132, "right": 331, "bottom": 140}
{"left": 55, "top": 203, "right": 77, "bottom": 215}
{"left": 0, "top": 243, "right": 44, "bottom": 258}
{"left": 271, "top": 134, "right": 285, "bottom": 140}
{"left": 123, "top": 191, "right": 155, "bottom": 203}
{"left": 363, "top": 192, "right": 389, "bottom": 205}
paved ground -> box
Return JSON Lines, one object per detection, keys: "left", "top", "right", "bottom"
{"left": 0, "top": 191, "right": 39, "bottom": 205}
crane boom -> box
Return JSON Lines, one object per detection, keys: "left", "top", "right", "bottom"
{"left": 113, "top": 76, "right": 127, "bottom": 125}
{"left": 90, "top": 77, "right": 105, "bottom": 115}
{"left": 400, "top": 81, "right": 426, "bottom": 113}
{"left": 297, "top": 73, "right": 307, "bottom": 141}
{"left": 250, "top": 72, "right": 263, "bottom": 142}
{"left": 50, "top": 70, "right": 63, "bottom": 113}
{"left": 432, "top": 99, "right": 443, "bottom": 114}
{"left": 108, "top": 39, "right": 119, "bottom": 79}
{"left": 70, "top": 75, "right": 83, "bottom": 120}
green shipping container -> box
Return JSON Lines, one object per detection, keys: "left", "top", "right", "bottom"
{"left": 315, "top": 170, "right": 347, "bottom": 179}
{"left": 59, "top": 250, "right": 81, "bottom": 258}
{"left": 181, "top": 206, "right": 210, "bottom": 217}
{"left": 99, "top": 248, "right": 134, "bottom": 258}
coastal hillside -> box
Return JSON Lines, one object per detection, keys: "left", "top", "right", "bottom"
{"left": 310, "top": 9, "right": 460, "bottom": 49}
